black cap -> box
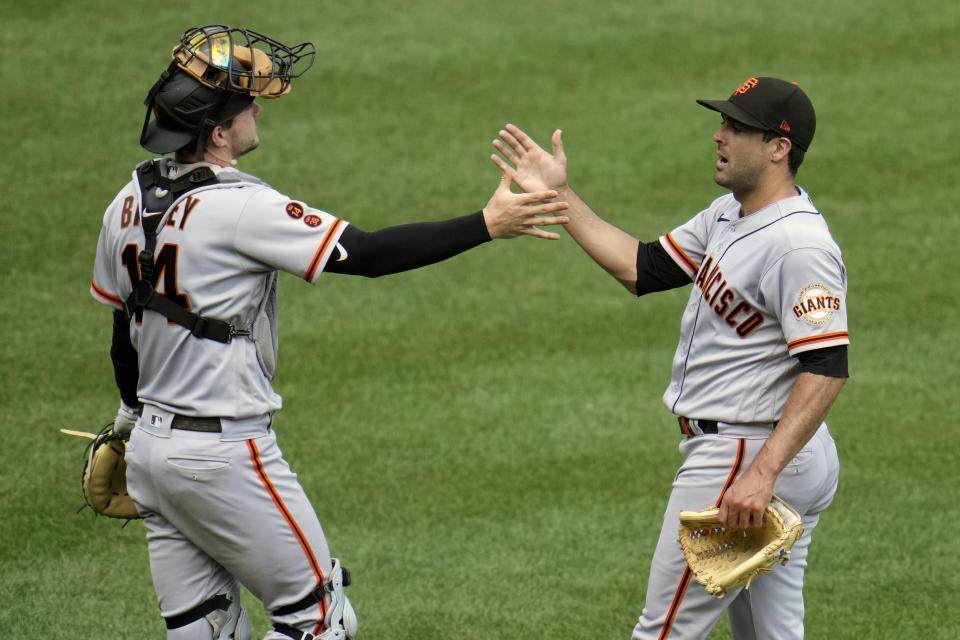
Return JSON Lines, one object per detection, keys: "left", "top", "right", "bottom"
{"left": 697, "top": 77, "right": 816, "bottom": 151}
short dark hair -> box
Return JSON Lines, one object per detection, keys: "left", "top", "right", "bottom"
{"left": 763, "top": 130, "right": 805, "bottom": 175}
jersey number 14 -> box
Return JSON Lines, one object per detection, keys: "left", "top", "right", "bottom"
{"left": 121, "top": 243, "right": 189, "bottom": 322}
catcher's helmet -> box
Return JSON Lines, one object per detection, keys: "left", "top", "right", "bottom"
{"left": 140, "top": 25, "right": 315, "bottom": 157}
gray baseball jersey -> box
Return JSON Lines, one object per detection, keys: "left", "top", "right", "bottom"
{"left": 91, "top": 160, "right": 348, "bottom": 418}
{"left": 658, "top": 187, "right": 849, "bottom": 423}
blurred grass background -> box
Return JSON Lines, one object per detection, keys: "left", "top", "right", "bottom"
{"left": 1, "top": 0, "right": 958, "bottom": 637}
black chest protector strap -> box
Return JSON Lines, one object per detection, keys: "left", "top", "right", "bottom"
{"left": 123, "top": 160, "right": 248, "bottom": 344}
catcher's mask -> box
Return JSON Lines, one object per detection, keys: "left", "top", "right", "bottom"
{"left": 140, "top": 25, "right": 315, "bottom": 159}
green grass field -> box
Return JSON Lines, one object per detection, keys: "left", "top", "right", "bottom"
{"left": 2, "top": 0, "right": 958, "bottom": 637}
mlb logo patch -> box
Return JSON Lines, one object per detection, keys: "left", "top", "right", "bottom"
{"left": 151, "top": 414, "right": 164, "bottom": 426}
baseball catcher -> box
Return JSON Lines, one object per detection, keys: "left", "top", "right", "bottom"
{"left": 677, "top": 495, "right": 805, "bottom": 598}
{"left": 85, "top": 21, "right": 568, "bottom": 640}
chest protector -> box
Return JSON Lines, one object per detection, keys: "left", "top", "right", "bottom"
{"left": 123, "top": 159, "right": 247, "bottom": 343}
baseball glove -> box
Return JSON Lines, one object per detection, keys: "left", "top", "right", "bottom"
{"left": 677, "top": 495, "right": 804, "bottom": 598}
{"left": 61, "top": 424, "right": 141, "bottom": 520}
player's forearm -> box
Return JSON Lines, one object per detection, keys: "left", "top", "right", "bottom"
{"left": 326, "top": 212, "right": 490, "bottom": 277}
{"left": 748, "top": 372, "right": 846, "bottom": 484}
{"left": 556, "top": 186, "right": 640, "bottom": 292}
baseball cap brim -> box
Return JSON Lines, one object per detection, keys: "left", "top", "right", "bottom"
{"left": 697, "top": 98, "right": 770, "bottom": 131}
{"left": 140, "top": 119, "right": 194, "bottom": 154}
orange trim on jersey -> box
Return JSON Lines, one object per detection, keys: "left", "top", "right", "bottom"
{"left": 787, "top": 331, "right": 849, "bottom": 352}
{"left": 663, "top": 233, "right": 699, "bottom": 276}
{"left": 91, "top": 279, "right": 123, "bottom": 306}
{"left": 246, "top": 438, "right": 329, "bottom": 625}
{"left": 304, "top": 218, "right": 344, "bottom": 282}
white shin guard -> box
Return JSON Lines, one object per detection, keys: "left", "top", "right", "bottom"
{"left": 273, "top": 558, "right": 357, "bottom": 640}
{"left": 166, "top": 588, "right": 251, "bottom": 640}
{"left": 317, "top": 558, "right": 357, "bottom": 640}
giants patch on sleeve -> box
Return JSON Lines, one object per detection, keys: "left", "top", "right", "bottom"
{"left": 793, "top": 283, "right": 842, "bottom": 326}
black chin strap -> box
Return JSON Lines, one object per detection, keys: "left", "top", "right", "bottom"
{"left": 123, "top": 160, "right": 249, "bottom": 343}
{"left": 194, "top": 89, "right": 234, "bottom": 161}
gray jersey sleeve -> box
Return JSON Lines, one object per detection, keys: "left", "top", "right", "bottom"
{"left": 91, "top": 190, "right": 134, "bottom": 310}
{"left": 761, "top": 247, "right": 849, "bottom": 355}
{"left": 233, "top": 188, "right": 348, "bottom": 283}
{"left": 658, "top": 195, "right": 737, "bottom": 278}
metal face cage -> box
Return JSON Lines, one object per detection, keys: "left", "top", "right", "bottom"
{"left": 172, "top": 25, "right": 315, "bottom": 99}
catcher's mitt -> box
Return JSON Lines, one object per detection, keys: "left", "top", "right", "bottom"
{"left": 677, "top": 495, "right": 803, "bottom": 598}
{"left": 60, "top": 425, "right": 140, "bottom": 520}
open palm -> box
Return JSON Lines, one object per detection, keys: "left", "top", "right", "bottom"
{"left": 491, "top": 124, "right": 568, "bottom": 194}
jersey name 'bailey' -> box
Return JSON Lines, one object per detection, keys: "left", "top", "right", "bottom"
{"left": 659, "top": 188, "right": 849, "bottom": 424}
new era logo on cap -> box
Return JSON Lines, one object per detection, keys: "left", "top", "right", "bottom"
{"left": 697, "top": 77, "right": 816, "bottom": 151}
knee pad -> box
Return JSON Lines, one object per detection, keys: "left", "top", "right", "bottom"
{"left": 272, "top": 558, "right": 357, "bottom": 640}
{"left": 215, "top": 594, "right": 251, "bottom": 640}
{"left": 321, "top": 558, "right": 357, "bottom": 640}
{"left": 165, "top": 589, "right": 251, "bottom": 640}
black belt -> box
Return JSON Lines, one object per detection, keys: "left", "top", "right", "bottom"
{"left": 678, "top": 417, "right": 778, "bottom": 437}
{"left": 171, "top": 415, "right": 222, "bottom": 432}
{"left": 678, "top": 417, "right": 718, "bottom": 436}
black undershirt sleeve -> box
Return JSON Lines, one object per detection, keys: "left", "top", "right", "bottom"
{"left": 795, "top": 344, "right": 849, "bottom": 378}
{"left": 111, "top": 309, "right": 140, "bottom": 407}
{"left": 635, "top": 240, "right": 692, "bottom": 296}
{"left": 324, "top": 211, "right": 492, "bottom": 277}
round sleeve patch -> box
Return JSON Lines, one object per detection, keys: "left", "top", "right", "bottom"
{"left": 285, "top": 201, "right": 305, "bottom": 219}
{"left": 793, "top": 284, "right": 842, "bottom": 325}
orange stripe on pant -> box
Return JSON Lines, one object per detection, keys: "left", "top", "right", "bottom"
{"left": 716, "top": 438, "right": 746, "bottom": 507}
{"left": 658, "top": 568, "right": 693, "bottom": 640}
{"left": 658, "top": 438, "right": 746, "bottom": 638}
{"left": 246, "top": 438, "right": 329, "bottom": 630}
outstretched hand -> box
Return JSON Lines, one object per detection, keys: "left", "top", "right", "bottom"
{"left": 491, "top": 124, "right": 568, "bottom": 193}
{"left": 482, "top": 169, "right": 569, "bottom": 240}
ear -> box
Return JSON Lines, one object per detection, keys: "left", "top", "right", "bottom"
{"left": 769, "top": 136, "right": 792, "bottom": 165}
{"left": 208, "top": 125, "right": 229, "bottom": 150}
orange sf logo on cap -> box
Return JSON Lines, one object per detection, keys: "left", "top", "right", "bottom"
{"left": 733, "top": 78, "right": 759, "bottom": 96}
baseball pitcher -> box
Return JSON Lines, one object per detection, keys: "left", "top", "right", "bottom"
{"left": 492, "top": 77, "right": 847, "bottom": 639}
